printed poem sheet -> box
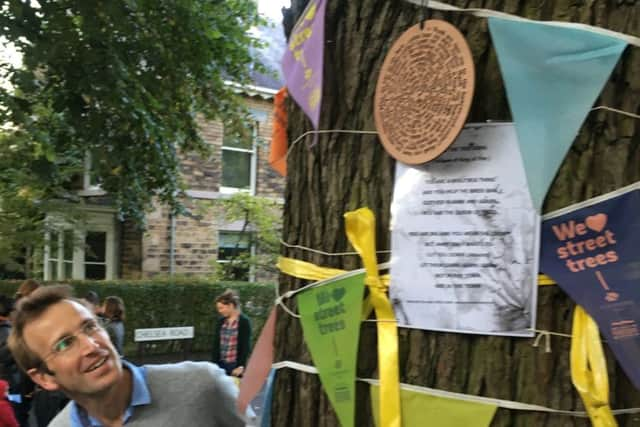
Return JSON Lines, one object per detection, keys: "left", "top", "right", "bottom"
{"left": 390, "top": 123, "right": 539, "bottom": 336}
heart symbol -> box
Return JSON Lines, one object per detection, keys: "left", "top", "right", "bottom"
{"left": 332, "top": 287, "right": 346, "bottom": 301}
{"left": 585, "top": 213, "right": 607, "bottom": 233}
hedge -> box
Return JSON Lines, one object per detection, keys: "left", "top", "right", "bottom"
{"left": 0, "top": 279, "right": 276, "bottom": 358}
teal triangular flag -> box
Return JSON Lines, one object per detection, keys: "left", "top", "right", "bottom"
{"left": 488, "top": 18, "right": 627, "bottom": 211}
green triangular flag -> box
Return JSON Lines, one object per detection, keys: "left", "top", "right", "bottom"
{"left": 298, "top": 271, "right": 365, "bottom": 427}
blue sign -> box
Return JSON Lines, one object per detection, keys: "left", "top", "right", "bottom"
{"left": 540, "top": 184, "right": 640, "bottom": 390}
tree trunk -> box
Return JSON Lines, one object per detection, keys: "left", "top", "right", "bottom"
{"left": 273, "top": 1, "right": 640, "bottom": 426}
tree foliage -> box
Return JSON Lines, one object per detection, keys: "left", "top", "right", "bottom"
{"left": 201, "top": 192, "right": 282, "bottom": 281}
{"left": 0, "top": 0, "right": 265, "bottom": 274}
{"left": 0, "top": 0, "right": 265, "bottom": 222}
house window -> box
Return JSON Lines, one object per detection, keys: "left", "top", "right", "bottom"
{"left": 43, "top": 211, "right": 118, "bottom": 280}
{"left": 85, "top": 231, "right": 107, "bottom": 279}
{"left": 78, "top": 151, "right": 106, "bottom": 196}
{"left": 217, "top": 231, "right": 253, "bottom": 281}
{"left": 221, "top": 118, "right": 259, "bottom": 194}
{"left": 46, "top": 230, "right": 74, "bottom": 280}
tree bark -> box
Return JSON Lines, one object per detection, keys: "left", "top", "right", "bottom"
{"left": 273, "top": 1, "right": 640, "bottom": 426}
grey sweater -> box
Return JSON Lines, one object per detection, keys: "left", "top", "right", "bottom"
{"left": 49, "top": 361, "right": 245, "bottom": 427}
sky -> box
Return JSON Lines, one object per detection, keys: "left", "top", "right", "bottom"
{"left": 259, "top": 0, "right": 291, "bottom": 22}
{"left": 1, "top": 1, "right": 291, "bottom": 89}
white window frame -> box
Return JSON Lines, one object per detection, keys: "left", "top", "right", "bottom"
{"left": 43, "top": 210, "right": 118, "bottom": 280}
{"left": 220, "top": 109, "right": 264, "bottom": 195}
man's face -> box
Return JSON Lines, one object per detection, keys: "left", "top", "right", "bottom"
{"left": 24, "top": 300, "right": 122, "bottom": 398}
{"left": 216, "top": 302, "right": 234, "bottom": 318}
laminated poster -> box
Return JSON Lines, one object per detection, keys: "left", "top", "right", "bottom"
{"left": 390, "top": 123, "right": 539, "bottom": 336}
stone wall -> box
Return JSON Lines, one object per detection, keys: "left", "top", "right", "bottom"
{"left": 140, "top": 200, "right": 220, "bottom": 277}
{"left": 120, "top": 219, "right": 143, "bottom": 279}
{"left": 179, "top": 96, "right": 286, "bottom": 198}
{"left": 122, "top": 93, "right": 285, "bottom": 279}
{"left": 180, "top": 120, "right": 223, "bottom": 191}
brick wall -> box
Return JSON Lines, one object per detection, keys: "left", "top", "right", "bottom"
{"left": 180, "top": 120, "right": 223, "bottom": 191}
{"left": 178, "top": 96, "right": 286, "bottom": 198}
{"left": 122, "top": 93, "right": 285, "bottom": 279}
{"left": 141, "top": 203, "right": 171, "bottom": 276}
{"left": 120, "top": 219, "right": 143, "bottom": 279}
{"left": 247, "top": 97, "right": 286, "bottom": 199}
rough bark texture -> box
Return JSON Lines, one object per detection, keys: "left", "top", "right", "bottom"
{"left": 273, "top": 1, "right": 640, "bottom": 426}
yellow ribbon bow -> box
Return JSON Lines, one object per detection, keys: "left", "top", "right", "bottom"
{"left": 570, "top": 305, "right": 617, "bottom": 427}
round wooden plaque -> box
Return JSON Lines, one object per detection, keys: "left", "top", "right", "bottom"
{"left": 374, "top": 20, "right": 475, "bottom": 164}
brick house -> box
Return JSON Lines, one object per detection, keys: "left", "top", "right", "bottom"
{"left": 42, "top": 27, "right": 286, "bottom": 281}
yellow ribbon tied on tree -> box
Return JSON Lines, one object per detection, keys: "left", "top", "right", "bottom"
{"left": 344, "top": 208, "right": 401, "bottom": 427}
{"left": 570, "top": 305, "right": 617, "bottom": 427}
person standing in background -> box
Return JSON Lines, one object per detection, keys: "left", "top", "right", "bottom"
{"left": 0, "top": 380, "right": 18, "bottom": 427}
{"left": 82, "top": 291, "right": 106, "bottom": 323}
{"left": 0, "top": 295, "right": 20, "bottom": 427}
{"left": 13, "top": 280, "right": 39, "bottom": 302}
{"left": 212, "top": 290, "right": 252, "bottom": 377}
{"left": 11, "top": 280, "right": 40, "bottom": 427}
{"left": 102, "top": 296, "right": 125, "bottom": 356}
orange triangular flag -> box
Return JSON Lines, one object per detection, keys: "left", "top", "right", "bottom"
{"left": 269, "top": 87, "right": 288, "bottom": 176}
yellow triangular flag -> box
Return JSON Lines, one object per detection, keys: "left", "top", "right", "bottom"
{"left": 371, "top": 385, "right": 497, "bottom": 427}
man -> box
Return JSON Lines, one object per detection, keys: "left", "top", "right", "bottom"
{"left": 8, "top": 286, "right": 245, "bottom": 427}
{"left": 12, "top": 279, "right": 66, "bottom": 427}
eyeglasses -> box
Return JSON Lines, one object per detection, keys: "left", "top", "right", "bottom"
{"left": 42, "top": 319, "right": 103, "bottom": 362}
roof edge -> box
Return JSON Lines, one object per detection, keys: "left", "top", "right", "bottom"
{"left": 224, "top": 80, "right": 280, "bottom": 99}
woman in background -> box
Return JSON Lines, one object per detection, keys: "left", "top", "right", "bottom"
{"left": 212, "top": 289, "right": 251, "bottom": 377}
{"left": 102, "top": 296, "right": 125, "bottom": 355}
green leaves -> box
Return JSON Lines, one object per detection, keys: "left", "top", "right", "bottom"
{"left": 206, "top": 193, "right": 283, "bottom": 281}
{"left": 0, "top": 0, "right": 267, "bottom": 270}
{"left": 0, "top": 0, "right": 265, "bottom": 221}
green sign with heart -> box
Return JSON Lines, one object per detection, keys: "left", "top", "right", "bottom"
{"left": 298, "top": 270, "right": 365, "bottom": 427}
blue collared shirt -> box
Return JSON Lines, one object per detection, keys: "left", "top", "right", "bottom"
{"left": 70, "top": 360, "right": 150, "bottom": 427}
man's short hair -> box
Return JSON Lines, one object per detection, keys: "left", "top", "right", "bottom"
{"left": 8, "top": 285, "right": 79, "bottom": 372}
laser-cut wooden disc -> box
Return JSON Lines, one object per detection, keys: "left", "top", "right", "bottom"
{"left": 374, "top": 20, "right": 475, "bottom": 164}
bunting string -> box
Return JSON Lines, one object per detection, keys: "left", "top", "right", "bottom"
{"left": 591, "top": 106, "right": 640, "bottom": 120}
{"left": 270, "top": 361, "right": 640, "bottom": 417}
{"left": 286, "top": 129, "right": 378, "bottom": 163}
{"left": 275, "top": 256, "right": 576, "bottom": 354}
{"left": 280, "top": 239, "right": 392, "bottom": 256}
{"left": 530, "top": 329, "right": 576, "bottom": 353}
{"left": 403, "top": 0, "right": 640, "bottom": 47}
{"left": 283, "top": 105, "right": 639, "bottom": 164}
{"left": 278, "top": 241, "right": 555, "bottom": 285}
